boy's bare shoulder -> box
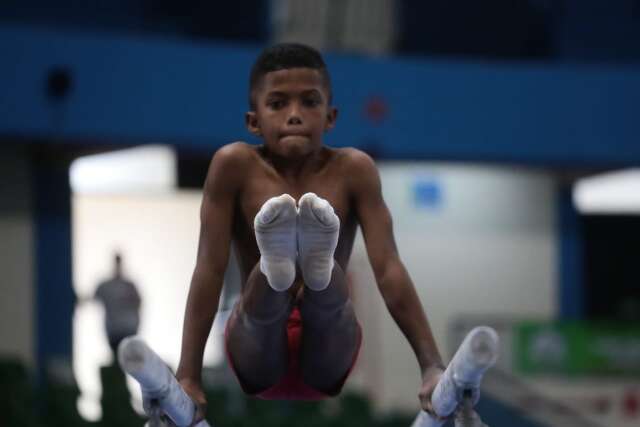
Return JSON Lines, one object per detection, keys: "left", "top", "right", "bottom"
{"left": 211, "top": 141, "right": 258, "bottom": 165}
{"left": 333, "top": 147, "right": 378, "bottom": 180}
{"left": 205, "top": 142, "right": 258, "bottom": 190}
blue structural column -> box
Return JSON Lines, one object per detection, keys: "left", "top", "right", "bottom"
{"left": 557, "top": 185, "right": 584, "bottom": 319}
{"left": 33, "top": 151, "right": 74, "bottom": 380}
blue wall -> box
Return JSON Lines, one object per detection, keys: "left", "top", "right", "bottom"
{"left": 33, "top": 154, "right": 74, "bottom": 381}
{"left": 557, "top": 186, "right": 585, "bottom": 319}
{"left": 2, "top": 24, "right": 640, "bottom": 166}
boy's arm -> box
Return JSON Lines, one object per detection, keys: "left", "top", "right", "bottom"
{"left": 348, "top": 150, "right": 444, "bottom": 406}
{"left": 176, "top": 144, "right": 245, "bottom": 398}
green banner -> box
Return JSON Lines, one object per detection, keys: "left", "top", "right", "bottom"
{"left": 514, "top": 321, "right": 640, "bottom": 376}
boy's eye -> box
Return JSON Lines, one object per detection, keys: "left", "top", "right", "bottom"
{"left": 268, "top": 100, "right": 285, "bottom": 109}
{"left": 303, "top": 98, "right": 320, "bottom": 107}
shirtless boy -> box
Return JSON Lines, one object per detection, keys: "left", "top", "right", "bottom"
{"left": 176, "top": 43, "right": 445, "bottom": 422}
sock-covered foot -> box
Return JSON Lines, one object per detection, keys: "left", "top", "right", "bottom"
{"left": 254, "top": 194, "right": 298, "bottom": 291}
{"left": 297, "top": 192, "right": 340, "bottom": 291}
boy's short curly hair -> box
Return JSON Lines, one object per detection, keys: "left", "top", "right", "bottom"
{"left": 249, "top": 43, "right": 332, "bottom": 109}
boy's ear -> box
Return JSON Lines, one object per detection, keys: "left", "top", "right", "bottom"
{"left": 324, "top": 107, "right": 338, "bottom": 132}
{"left": 245, "top": 111, "right": 261, "bottom": 136}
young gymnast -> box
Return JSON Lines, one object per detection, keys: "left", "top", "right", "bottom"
{"left": 175, "top": 43, "right": 445, "bottom": 423}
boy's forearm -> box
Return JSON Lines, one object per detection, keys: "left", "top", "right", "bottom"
{"left": 176, "top": 270, "right": 224, "bottom": 382}
{"left": 379, "top": 261, "right": 444, "bottom": 375}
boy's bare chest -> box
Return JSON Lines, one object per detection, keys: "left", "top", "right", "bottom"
{"left": 239, "top": 168, "right": 350, "bottom": 227}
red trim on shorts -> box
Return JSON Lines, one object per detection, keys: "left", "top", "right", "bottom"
{"left": 225, "top": 306, "right": 362, "bottom": 401}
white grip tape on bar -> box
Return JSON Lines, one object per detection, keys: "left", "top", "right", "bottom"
{"left": 118, "top": 336, "right": 211, "bottom": 427}
{"left": 411, "top": 326, "right": 499, "bottom": 427}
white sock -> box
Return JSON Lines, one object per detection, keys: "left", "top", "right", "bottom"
{"left": 297, "top": 192, "right": 340, "bottom": 291}
{"left": 254, "top": 194, "right": 298, "bottom": 291}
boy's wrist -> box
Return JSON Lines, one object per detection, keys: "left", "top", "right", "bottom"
{"left": 177, "top": 375, "right": 202, "bottom": 386}
{"left": 176, "top": 365, "right": 201, "bottom": 384}
{"left": 420, "top": 360, "right": 446, "bottom": 377}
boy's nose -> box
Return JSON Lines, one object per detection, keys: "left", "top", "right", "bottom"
{"left": 286, "top": 103, "right": 303, "bottom": 125}
{"left": 287, "top": 115, "right": 302, "bottom": 125}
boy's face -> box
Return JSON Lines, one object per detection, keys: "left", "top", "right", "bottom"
{"left": 246, "top": 68, "right": 337, "bottom": 159}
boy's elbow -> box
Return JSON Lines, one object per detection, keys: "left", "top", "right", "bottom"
{"left": 192, "top": 263, "right": 226, "bottom": 289}
{"left": 379, "top": 282, "right": 407, "bottom": 313}
{"left": 376, "top": 260, "right": 408, "bottom": 310}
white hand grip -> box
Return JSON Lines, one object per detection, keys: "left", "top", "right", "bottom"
{"left": 411, "top": 326, "right": 499, "bottom": 426}
{"left": 411, "top": 410, "right": 445, "bottom": 427}
{"left": 118, "top": 336, "right": 211, "bottom": 427}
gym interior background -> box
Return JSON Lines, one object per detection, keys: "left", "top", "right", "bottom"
{"left": 1, "top": 1, "right": 639, "bottom": 426}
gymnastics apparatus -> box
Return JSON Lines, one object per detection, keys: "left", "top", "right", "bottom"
{"left": 118, "top": 326, "right": 499, "bottom": 427}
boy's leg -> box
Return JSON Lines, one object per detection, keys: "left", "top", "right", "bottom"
{"left": 225, "top": 264, "right": 293, "bottom": 393}
{"left": 297, "top": 193, "right": 360, "bottom": 393}
{"left": 226, "top": 194, "right": 298, "bottom": 393}
{"left": 300, "top": 262, "right": 360, "bottom": 394}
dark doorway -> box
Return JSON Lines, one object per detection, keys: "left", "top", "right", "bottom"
{"left": 583, "top": 215, "right": 640, "bottom": 322}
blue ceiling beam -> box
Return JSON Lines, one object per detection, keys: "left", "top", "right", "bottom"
{"left": 2, "top": 24, "right": 639, "bottom": 166}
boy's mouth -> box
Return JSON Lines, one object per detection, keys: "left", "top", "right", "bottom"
{"left": 279, "top": 132, "right": 310, "bottom": 141}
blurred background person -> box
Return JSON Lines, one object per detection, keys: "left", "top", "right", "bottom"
{"left": 94, "top": 252, "right": 142, "bottom": 357}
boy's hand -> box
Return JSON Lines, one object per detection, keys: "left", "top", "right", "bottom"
{"left": 418, "top": 365, "right": 447, "bottom": 420}
{"left": 178, "top": 378, "right": 207, "bottom": 425}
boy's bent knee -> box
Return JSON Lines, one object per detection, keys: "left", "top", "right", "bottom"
{"left": 301, "top": 361, "right": 351, "bottom": 396}
{"left": 225, "top": 311, "right": 289, "bottom": 394}
{"left": 300, "top": 298, "right": 356, "bottom": 329}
